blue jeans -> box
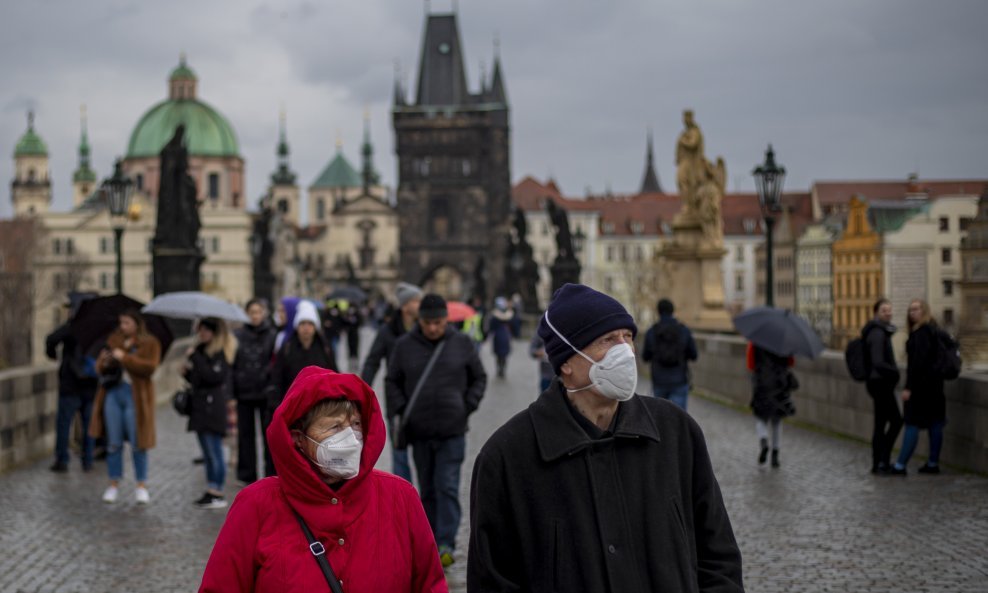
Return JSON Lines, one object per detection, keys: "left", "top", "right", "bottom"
{"left": 896, "top": 422, "right": 945, "bottom": 468}
{"left": 412, "top": 435, "right": 466, "bottom": 550}
{"left": 197, "top": 431, "right": 226, "bottom": 491}
{"left": 103, "top": 383, "right": 147, "bottom": 482}
{"left": 55, "top": 393, "right": 94, "bottom": 467}
{"left": 653, "top": 383, "right": 690, "bottom": 411}
{"left": 393, "top": 447, "right": 412, "bottom": 483}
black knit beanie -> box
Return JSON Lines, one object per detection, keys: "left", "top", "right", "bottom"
{"left": 419, "top": 293, "right": 448, "bottom": 319}
{"left": 537, "top": 283, "right": 637, "bottom": 375}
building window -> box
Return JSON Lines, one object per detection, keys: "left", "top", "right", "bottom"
{"left": 278, "top": 199, "right": 289, "bottom": 214}
{"left": 942, "top": 248, "right": 952, "bottom": 264}
{"left": 943, "top": 308, "right": 954, "bottom": 325}
{"left": 135, "top": 173, "right": 144, "bottom": 191}
{"left": 939, "top": 217, "right": 949, "bottom": 232}
{"left": 462, "top": 159, "right": 472, "bottom": 176}
{"left": 604, "top": 276, "right": 613, "bottom": 292}
{"left": 960, "top": 217, "right": 973, "bottom": 232}
{"left": 943, "top": 280, "right": 954, "bottom": 296}
{"left": 208, "top": 173, "right": 220, "bottom": 199}
{"left": 735, "top": 273, "right": 744, "bottom": 292}
{"left": 735, "top": 246, "right": 744, "bottom": 263}
{"left": 211, "top": 237, "right": 220, "bottom": 253}
{"left": 316, "top": 198, "right": 325, "bottom": 221}
{"left": 52, "top": 238, "right": 61, "bottom": 255}
{"left": 606, "top": 245, "right": 614, "bottom": 262}
{"left": 99, "top": 237, "right": 109, "bottom": 254}
{"left": 100, "top": 272, "right": 112, "bottom": 290}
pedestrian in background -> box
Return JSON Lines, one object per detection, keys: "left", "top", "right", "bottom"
{"left": 746, "top": 341, "right": 796, "bottom": 468}
{"left": 486, "top": 296, "right": 515, "bottom": 379}
{"left": 891, "top": 299, "right": 946, "bottom": 475}
{"left": 46, "top": 291, "right": 99, "bottom": 473}
{"left": 232, "top": 298, "right": 277, "bottom": 485}
{"left": 360, "top": 281, "right": 423, "bottom": 482}
{"left": 529, "top": 333, "right": 553, "bottom": 393}
{"left": 89, "top": 310, "right": 161, "bottom": 505}
{"left": 199, "top": 367, "right": 447, "bottom": 593}
{"left": 861, "top": 298, "right": 902, "bottom": 474}
{"left": 642, "top": 298, "right": 698, "bottom": 410}
{"left": 185, "top": 317, "right": 238, "bottom": 508}
{"left": 468, "top": 284, "right": 742, "bottom": 592}
{"left": 387, "top": 294, "right": 487, "bottom": 569}
{"left": 265, "top": 300, "right": 337, "bottom": 476}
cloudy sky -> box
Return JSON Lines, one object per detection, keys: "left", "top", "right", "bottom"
{"left": 1, "top": 0, "right": 986, "bottom": 218}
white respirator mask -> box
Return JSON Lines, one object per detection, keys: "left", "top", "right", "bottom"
{"left": 305, "top": 426, "right": 363, "bottom": 480}
{"left": 543, "top": 313, "right": 638, "bottom": 402}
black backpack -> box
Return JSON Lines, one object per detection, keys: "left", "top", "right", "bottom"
{"left": 844, "top": 337, "right": 869, "bottom": 382}
{"left": 654, "top": 321, "right": 685, "bottom": 367}
{"left": 933, "top": 330, "right": 961, "bottom": 380}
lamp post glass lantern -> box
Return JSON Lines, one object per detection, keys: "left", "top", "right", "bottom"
{"left": 753, "top": 145, "right": 785, "bottom": 307}
{"left": 101, "top": 159, "right": 134, "bottom": 294}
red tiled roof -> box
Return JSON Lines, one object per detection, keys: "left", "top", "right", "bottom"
{"left": 814, "top": 179, "right": 988, "bottom": 207}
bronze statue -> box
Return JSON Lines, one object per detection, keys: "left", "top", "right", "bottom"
{"left": 546, "top": 199, "right": 575, "bottom": 261}
{"left": 156, "top": 125, "right": 200, "bottom": 249}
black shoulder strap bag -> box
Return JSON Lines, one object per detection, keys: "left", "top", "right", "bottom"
{"left": 392, "top": 338, "right": 447, "bottom": 449}
{"left": 292, "top": 508, "right": 345, "bottom": 593}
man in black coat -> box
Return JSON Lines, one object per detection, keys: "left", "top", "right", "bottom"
{"left": 860, "top": 298, "right": 902, "bottom": 474}
{"left": 468, "top": 283, "right": 743, "bottom": 593}
{"left": 46, "top": 291, "right": 99, "bottom": 473}
{"left": 232, "top": 298, "right": 277, "bottom": 484}
{"left": 642, "top": 297, "right": 698, "bottom": 410}
{"left": 360, "top": 282, "right": 422, "bottom": 481}
{"left": 386, "top": 293, "right": 487, "bottom": 568}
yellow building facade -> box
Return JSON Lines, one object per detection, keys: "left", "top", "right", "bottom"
{"left": 832, "top": 196, "right": 883, "bottom": 349}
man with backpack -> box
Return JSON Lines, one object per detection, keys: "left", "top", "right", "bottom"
{"left": 642, "top": 298, "right": 698, "bottom": 410}
{"left": 859, "top": 298, "right": 903, "bottom": 475}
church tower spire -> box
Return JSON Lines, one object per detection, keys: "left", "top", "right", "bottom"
{"left": 639, "top": 129, "right": 662, "bottom": 193}
{"left": 72, "top": 104, "right": 98, "bottom": 207}
{"left": 361, "top": 108, "right": 378, "bottom": 195}
{"left": 12, "top": 110, "right": 52, "bottom": 217}
{"left": 271, "top": 107, "right": 296, "bottom": 186}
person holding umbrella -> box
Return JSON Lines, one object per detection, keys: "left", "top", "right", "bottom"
{"left": 88, "top": 309, "right": 162, "bottom": 504}
{"left": 733, "top": 307, "right": 823, "bottom": 468}
{"left": 184, "top": 317, "right": 238, "bottom": 508}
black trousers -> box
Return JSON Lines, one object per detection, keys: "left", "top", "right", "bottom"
{"left": 866, "top": 378, "right": 902, "bottom": 468}
{"left": 236, "top": 398, "right": 271, "bottom": 483}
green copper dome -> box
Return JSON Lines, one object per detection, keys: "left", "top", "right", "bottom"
{"left": 126, "top": 98, "right": 239, "bottom": 158}
{"left": 14, "top": 114, "right": 48, "bottom": 157}
{"left": 170, "top": 62, "right": 196, "bottom": 80}
{"left": 311, "top": 151, "right": 362, "bottom": 188}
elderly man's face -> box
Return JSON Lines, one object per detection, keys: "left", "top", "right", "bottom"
{"left": 419, "top": 316, "right": 448, "bottom": 340}
{"left": 560, "top": 328, "right": 636, "bottom": 389}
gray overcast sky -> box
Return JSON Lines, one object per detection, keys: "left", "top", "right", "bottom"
{"left": 2, "top": 0, "right": 987, "bottom": 218}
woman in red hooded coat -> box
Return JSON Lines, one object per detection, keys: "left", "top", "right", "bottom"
{"left": 199, "top": 366, "right": 447, "bottom": 593}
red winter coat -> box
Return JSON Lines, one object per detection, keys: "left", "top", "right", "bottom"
{"left": 199, "top": 366, "right": 448, "bottom": 593}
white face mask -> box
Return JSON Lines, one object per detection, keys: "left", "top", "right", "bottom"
{"left": 544, "top": 313, "right": 638, "bottom": 402}
{"left": 304, "top": 426, "right": 363, "bottom": 480}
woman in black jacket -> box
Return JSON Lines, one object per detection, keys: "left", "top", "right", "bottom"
{"left": 891, "top": 299, "right": 946, "bottom": 475}
{"left": 747, "top": 342, "right": 796, "bottom": 468}
{"left": 184, "top": 317, "right": 237, "bottom": 508}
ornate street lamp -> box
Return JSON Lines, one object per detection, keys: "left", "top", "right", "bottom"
{"left": 101, "top": 159, "right": 134, "bottom": 294}
{"left": 753, "top": 145, "right": 785, "bottom": 307}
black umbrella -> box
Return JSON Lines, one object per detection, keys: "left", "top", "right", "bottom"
{"left": 327, "top": 285, "right": 367, "bottom": 304}
{"left": 71, "top": 294, "right": 174, "bottom": 360}
{"left": 732, "top": 306, "right": 825, "bottom": 360}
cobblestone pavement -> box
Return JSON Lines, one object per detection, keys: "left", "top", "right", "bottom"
{"left": 1, "top": 330, "right": 987, "bottom": 592}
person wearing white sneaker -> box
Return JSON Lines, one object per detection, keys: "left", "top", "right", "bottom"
{"left": 135, "top": 486, "right": 150, "bottom": 505}
{"left": 88, "top": 311, "right": 161, "bottom": 508}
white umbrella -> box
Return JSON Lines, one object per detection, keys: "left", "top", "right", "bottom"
{"left": 142, "top": 291, "right": 249, "bottom": 323}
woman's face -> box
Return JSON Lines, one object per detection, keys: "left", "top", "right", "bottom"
{"left": 247, "top": 303, "right": 267, "bottom": 326}
{"left": 908, "top": 301, "right": 923, "bottom": 323}
{"left": 296, "top": 321, "right": 316, "bottom": 342}
{"left": 294, "top": 408, "right": 363, "bottom": 459}
{"left": 119, "top": 315, "right": 137, "bottom": 337}
{"left": 197, "top": 325, "right": 215, "bottom": 344}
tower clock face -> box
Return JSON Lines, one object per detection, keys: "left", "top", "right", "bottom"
{"left": 438, "top": 42, "right": 450, "bottom": 54}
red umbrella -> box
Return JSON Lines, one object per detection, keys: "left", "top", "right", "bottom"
{"left": 446, "top": 301, "right": 477, "bottom": 323}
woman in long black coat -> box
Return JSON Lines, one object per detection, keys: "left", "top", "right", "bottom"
{"left": 184, "top": 317, "right": 238, "bottom": 508}
{"left": 747, "top": 342, "right": 796, "bottom": 468}
{"left": 891, "top": 299, "right": 946, "bottom": 475}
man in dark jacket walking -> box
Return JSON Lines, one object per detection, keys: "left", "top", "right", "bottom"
{"left": 361, "top": 282, "right": 422, "bottom": 482}
{"left": 468, "top": 283, "right": 743, "bottom": 593}
{"left": 861, "top": 298, "right": 902, "bottom": 474}
{"left": 46, "top": 291, "right": 99, "bottom": 473}
{"left": 386, "top": 293, "right": 487, "bottom": 568}
{"left": 232, "top": 298, "right": 277, "bottom": 484}
{"left": 642, "top": 298, "right": 698, "bottom": 410}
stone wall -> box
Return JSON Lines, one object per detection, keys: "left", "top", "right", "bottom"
{"left": 0, "top": 338, "right": 191, "bottom": 474}
{"left": 690, "top": 333, "right": 988, "bottom": 474}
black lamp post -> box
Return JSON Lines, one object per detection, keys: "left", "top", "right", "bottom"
{"left": 753, "top": 145, "right": 785, "bottom": 307}
{"left": 102, "top": 159, "right": 134, "bottom": 294}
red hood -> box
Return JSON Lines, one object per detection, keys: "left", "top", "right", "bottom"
{"left": 266, "top": 366, "right": 386, "bottom": 529}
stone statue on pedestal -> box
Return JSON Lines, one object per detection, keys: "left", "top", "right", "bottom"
{"left": 675, "top": 110, "right": 726, "bottom": 248}
{"left": 152, "top": 125, "right": 204, "bottom": 297}
{"left": 546, "top": 199, "right": 580, "bottom": 294}
{"left": 503, "top": 208, "right": 541, "bottom": 312}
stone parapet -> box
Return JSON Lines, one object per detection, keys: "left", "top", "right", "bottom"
{"left": 690, "top": 333, "right": 988, "bottom": 473}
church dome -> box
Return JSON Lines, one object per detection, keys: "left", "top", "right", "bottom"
{"left": 14, "top": 113, "right": 48, "bottom": 157}
{"left": 125, "top": 57, "right": 239, "bottom": 159}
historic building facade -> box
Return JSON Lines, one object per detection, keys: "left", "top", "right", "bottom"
{"left": 959, "top": 188, "right": 988, "bottom": 365}
{"left": 796, "top": 221, "right": 839, "bottom": 346}
{"left": 831, "top": 196, "right": 883, "bottom": 349}
{"left": 392, "top": 12, "right": 511, "bottom": 300}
